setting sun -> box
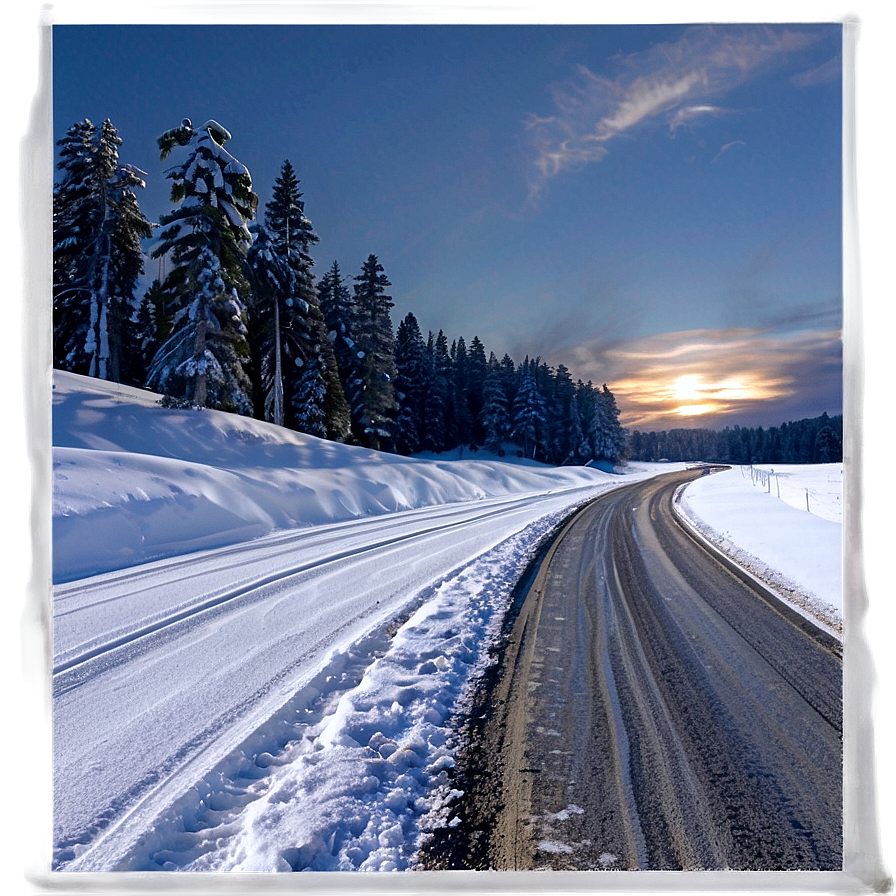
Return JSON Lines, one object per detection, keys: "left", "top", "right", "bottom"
{"left": 672, "top": 374, "right": 703, "bottom": 402}
{"left": 676, "top": 403, "right": 716, "bottom": 416}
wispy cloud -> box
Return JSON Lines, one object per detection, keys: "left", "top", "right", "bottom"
{"left": 528, "top": 25, "right": 818, "bottom": 190}
{"left": 669, "top": 104, "right": 728, "bottom": 134}
{"left": 711, "top": 139, "right": 746, "bottom": 163}
{"left": 791, "top": 56, "right": 841, "bottom": 88}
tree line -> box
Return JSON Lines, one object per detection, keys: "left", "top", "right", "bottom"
{"left": 52, "top": 117, "right": 626, "bottom": 464}
{"left": 626, "top": 412, "right": 843, "bottom": 465}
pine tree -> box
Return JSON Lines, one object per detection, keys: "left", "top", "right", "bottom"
{"left": 318, "top": 260, "right": 360, "bottom": 428}
{"left": 133, "top": 278, "right": 173, "bottom": 380}
{"left": 576, "top": 380, "right": 597, "bottom": 461}
{"left": 451, "top": 336, "right": 474, "bottom": 448}
{"left": 53, "top": 118, "right": 153, "bottom": 383}
{"left": 590, "top": 384, "right": 626, "bottom": 463}
{"left": 814, "top": 415, "right": 840, "bottom": 463}
{"left": 393, "top": 312, "right": 428, "bottom": 454}
{"left": 466, "top": 335, "right": 488, "bottom": 446}
{"left": 550, "top": 363, "right": 577, "bottom": 464}
{"left": 245, "top": 225, "right": 290, "bottom": 419}
{"left": 147, "top": 118, "right": 258, "bottom": 410}
{"left": 293, "top": 357, "right": 329, "bottom": 438}
{"left": 511, "top": 357, "right": 547, "bottom": 460}
{"left": 481, "top": 352, "right": 511, "bottom": 455}
{"left": 351, "top": 254, "right": 398, "bottom": 449}
{"left": 258, "top": 160, "right": 345, "bottom": 433}
{"left": 422, "top": 330, "right": 451, "bottom": 453}
{"left": 244, "top": 164, "right": 349, "bottom": 439}
{"left": 54, "top": 119, "right": 104, "bottom": 373}
{"left": 567, "top": 391, "right": 590, "bottom": 463}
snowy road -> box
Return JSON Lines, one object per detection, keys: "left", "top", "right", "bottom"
{"left": 428, "top": 470, "right": 842, "bottom": 871}
{"left": 53, "top": 483, "right": 614, "bottom": 871}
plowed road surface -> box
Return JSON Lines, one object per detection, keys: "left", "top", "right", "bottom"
{"left": 438, "top": 469, "right": 842, "bottom": 871}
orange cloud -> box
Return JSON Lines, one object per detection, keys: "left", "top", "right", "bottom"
{"left": 570, "top": 326, "right": 841, "bottom": 430}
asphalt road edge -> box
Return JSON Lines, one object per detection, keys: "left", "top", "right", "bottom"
{"left": 670, "top": 479, "right": 843, "bottom": 649}
{"left": 416, "top": 495, "right": 615, "bottom": 870}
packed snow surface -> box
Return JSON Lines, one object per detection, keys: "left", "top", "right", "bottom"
{"left": 50, "top": 372, "right": 843, "bottom": 872}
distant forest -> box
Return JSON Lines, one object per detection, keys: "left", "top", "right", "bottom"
{"left": 626, "top": 412, "right": 843, "bottom": 465}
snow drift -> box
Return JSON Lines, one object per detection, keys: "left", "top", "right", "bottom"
{"left": 52, "top": 371, "right": 617, "bottom": 582}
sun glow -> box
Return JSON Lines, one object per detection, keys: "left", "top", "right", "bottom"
{"left": 599, "top": 325, "right": 836, "bottom": 430}
{"left": 667, "top": 374, "right": 756, "bottom": 419}
{"left": 672, "top": 375, "right": 703, "bottom": 402}
{"left": 676, "top": 403, "right": 716, "bottom": 416}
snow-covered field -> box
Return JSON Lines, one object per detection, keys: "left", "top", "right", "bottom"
{"left": 50, "top": 371, "right": 843, "bottom": 873}
{"left": 679, "top": 463, "right": 843, "bottom": 634}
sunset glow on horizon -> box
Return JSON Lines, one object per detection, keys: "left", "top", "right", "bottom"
{"left": 572, "top": 326, "right": 840, "bottom": 431}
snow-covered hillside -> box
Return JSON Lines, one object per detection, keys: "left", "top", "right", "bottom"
{"left": 53, "top": 371, "right": 623, "bottom": 583}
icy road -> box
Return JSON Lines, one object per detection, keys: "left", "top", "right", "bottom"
{"left": 53, "top": 483, "right": 618, "bottom": 872}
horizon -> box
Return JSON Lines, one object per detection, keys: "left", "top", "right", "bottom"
{"left": 52, "top": 21, "right": 843, "bottom": 432}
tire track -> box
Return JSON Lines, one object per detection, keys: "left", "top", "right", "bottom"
{"left": 427, "top": 470, "right": 843, "bottom": 871}
{"left": 53, "top": 494, "right": 570, "bottom": 688}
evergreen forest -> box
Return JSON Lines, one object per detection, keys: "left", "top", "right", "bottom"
{"left": 52, "top": 116, "right": 626, "bottom": 465}
{"left": 626, "top": 413, "right": 843, "bottom": 465}
{"left": 53, "top": 117, "right": 839, "bottom": 468}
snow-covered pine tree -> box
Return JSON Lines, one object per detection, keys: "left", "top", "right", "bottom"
{"left": 54, "top": 120, "right": 100, "bottom": 370}
{"left": 292, "top": 357, "right": 329, "bottom": 438}
{"left": 245, "top": 162, "right": 350, "bottom": 439}
{"left": 133, "top": 278, "right": 174, "bottom": 380}
{"left": 534, "top": 359, "right": 557, "bottom": 461}
{"left": 318, "top": 260, "right": 361, "bottom": 432}
{"left": 481, "top": 352, "right": 511, "bottom": 455}
{"left": 511, "top": 357, "right": 548, "bottom": 460}
{"left": 245, "top": 224, "right": 292, "bottom": 419}
{"left": 147, "top": 119, "right": 258, "bottom": 411}
{"left": 393, "top": 312, "right": 428, "bottom": 455}
{"left": 567, "top": 391, "right": 590, "bottom": 464}
{"left": 450, "top": 336, "right": 473, "bottom": 448}
{"left": 576, "top": 380, "right": 597, "bottom": 460}
{"left": 422, "top": 330, "right": 450, "bottom": 453}
{"left": 53, "top": 118, "right": 153, "bottom": 384}
{"left": 350, "top": 254, "right": 398, "bottom": 450}
{"left": 466, "top": 335, "right": 488, "bottom": 446}
{"left": 590, "top": 383, "right": 626, "bottom": 463}
{"left": 549, "top": 363, "right": 576, "bottom": 464}
{"left": 319, "top": 338, "right": 352, "bottom": 443}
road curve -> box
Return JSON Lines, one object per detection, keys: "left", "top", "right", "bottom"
{"left": 424, "top": 469, "right": 842, "bottom": 871}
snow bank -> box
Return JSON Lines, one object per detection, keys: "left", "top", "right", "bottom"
{"left": 680, "top": 464, "right": 843, "bottom": 631}
{"left": 114, "top": 507, "right": 578, "bottom": 872}
{"left": 52, "top": 371, "right": 615, "bottom": 582}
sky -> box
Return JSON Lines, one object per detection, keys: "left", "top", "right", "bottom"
{"left": 51, "top": 20, "right": 843, "bottom": 431}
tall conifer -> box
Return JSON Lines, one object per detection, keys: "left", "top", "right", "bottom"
{"left": 351, "top": 255, "right": 398, "bottom": 449}
{"left": 53, "top": 118, "right": 152, "bottom": 383}
{"left": 147, "top": 118, "right": 258, "bottom": 410}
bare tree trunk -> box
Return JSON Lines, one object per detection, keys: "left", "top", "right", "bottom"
{"left": 192, "top": 317, "right": 209, "bottom": 407}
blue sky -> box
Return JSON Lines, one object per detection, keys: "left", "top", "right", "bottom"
{"left": 52, "top": 22, "right": 843, "bottom": 430}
